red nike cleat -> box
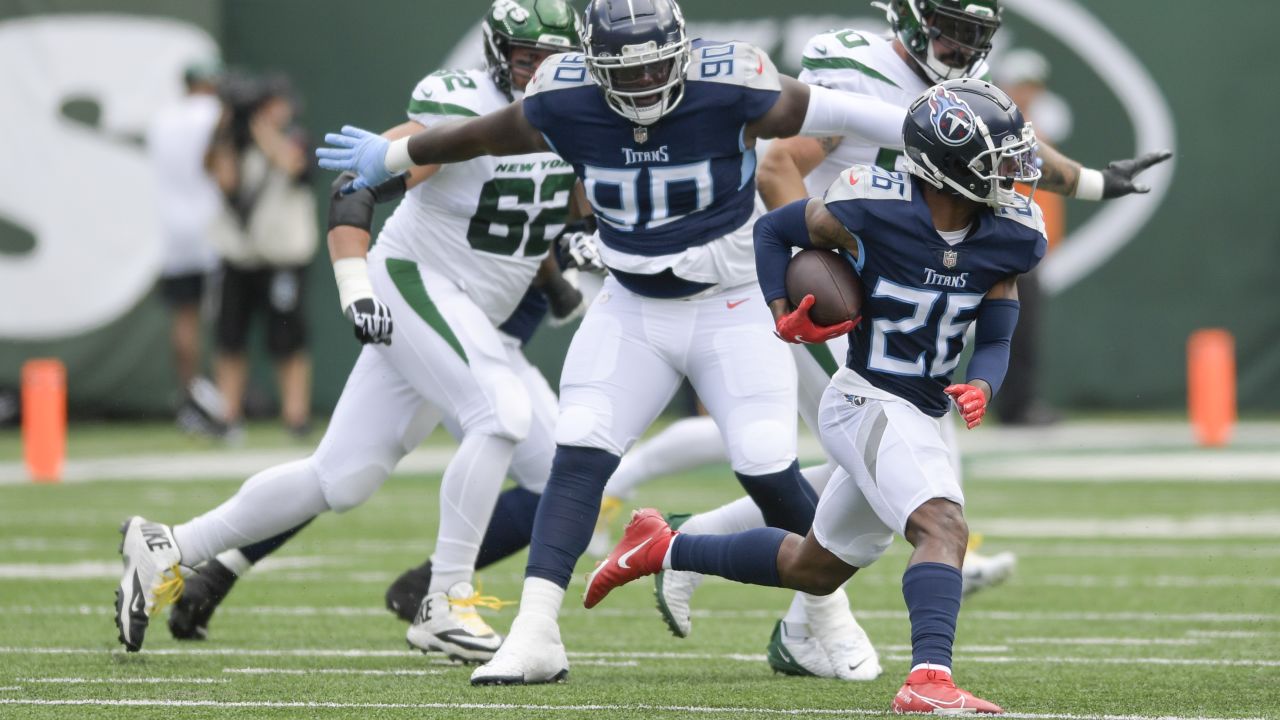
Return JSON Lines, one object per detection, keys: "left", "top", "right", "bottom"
{"left": 583, "top": 508, "right": 675, "bottom": 609}
{"left": 892, "top": 667, "right": 1004, "bottom": 714}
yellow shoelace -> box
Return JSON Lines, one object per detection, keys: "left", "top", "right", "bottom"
{"left": 151, "top": 564, "right": 186, "bottom": 613}
{"left": 448, "top": 583, "right": 515, "bottom": 636}
{"left": 448, "top": 581, "right": 517, "bottom": 611}
{"left": 967, "top": 532, "right": 985, "bottom": 553}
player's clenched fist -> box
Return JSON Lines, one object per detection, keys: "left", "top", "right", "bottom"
{"left": 944, "top": 384, "right": 987, "bottom": 429}
{"left": 347, "top": 297, "right": 394, "bottom": 346}
{"left": 775, "top": 294, "right": 857, "bottom": 344}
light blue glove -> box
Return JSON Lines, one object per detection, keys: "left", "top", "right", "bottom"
{"left": 315, "top": 125, "right": 390, "bottom": 193}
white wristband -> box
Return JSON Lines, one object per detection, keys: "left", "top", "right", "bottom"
{"left": 333, "top": 257, "right": 374, "bottom": 314}
{"left": 384, "top": 137, "right": 413, "bottom": 174}
{"left": 1074, "top": 167, "right": 1105, "bottom": 201}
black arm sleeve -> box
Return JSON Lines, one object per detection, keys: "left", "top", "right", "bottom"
{"left": 326, "top": 172, "right": 408, "bottom": 232}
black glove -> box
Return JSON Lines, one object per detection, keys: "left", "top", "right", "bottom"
{"left": 346, "top": 297, "right": 393, "bottom": 345}
{"left": 1100, "top": 150, "right": 1173, "bottom": 199}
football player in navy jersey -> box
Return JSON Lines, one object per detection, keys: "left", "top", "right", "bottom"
{"left": 317, "top": 0, "right": 909, "bottom": 686}
{"left": 585, "top": 79, "right": 1045, "bottom": 714}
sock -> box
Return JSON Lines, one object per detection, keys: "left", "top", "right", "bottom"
{"left": 429, "top": 433, "right": 517, "bottom": 594}
{"left": 172, "top": 459, "right": 329, "bottom": 566}
{"left": 902, "top": 562, "right": 964, "bottom": 669}
{"left": 603, "top": 416, "right": 725, "bottom": 499}
{"left": 214, "top": 549, "right": 251, "bottom": 576}
{"left": 235, "top": 519, "right": 314, "bottom": 568}
{"left": 525, "top": 445, "right": 620, "bottom": 588}
{"left": 669, "top": 527, "right": 789, "bottom": 587}
{"left": 735, "top": 460, "right": 817, "bottom": 535}
{"left": 519, "top": 576, "right": 566, "bottom": 621}
{"left": 782, "top": 591, "right": 809, "bottom": 627}
{"left": 678, "top": 495, "right": 763, "bottom": 535}
{"left": 475, "top": 487, "right": 541, "bottom": 569}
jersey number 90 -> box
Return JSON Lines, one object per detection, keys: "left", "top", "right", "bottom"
{"left": 582, "top": 162, "right": 714, "bottom": 231}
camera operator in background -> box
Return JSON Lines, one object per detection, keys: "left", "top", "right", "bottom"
{"left": 207, "top": 73, "right": 317, "bottom": 440}
{"left": 146, "top": 60, "right": 227, "bottom": 437}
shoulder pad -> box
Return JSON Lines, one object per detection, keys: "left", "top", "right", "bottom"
{"left": 824, "top": 164, "right": 913, "bottom": 204}
{"left": 688, "top": 41, "right": 781, "bottom": 91}
{"left": 798, "top": 30, "right": 901, "bottom": 90}
{"left": 994, "top": 197, "right": 1048, "bottom": 238}
{"left": 407, "top": 69, "right": 488, "bottom": 121}
{"left": 525, "top": 52, "right": 592, "bottom": 97}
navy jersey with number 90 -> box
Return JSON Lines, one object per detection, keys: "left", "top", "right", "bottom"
{"left": 522, "top": 41, "right": 782, "bottom": 266}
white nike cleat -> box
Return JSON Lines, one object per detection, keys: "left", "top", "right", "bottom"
{"left": 766, "top": 620, "right": 836, "bottom": 677}
{"left": 962, "top": 550, "right": 1017, "bottom": 597}
{"left": 469, "top": 612, "right": 568, "bottom": 685}
{"left": 406, "top": 582, "right": 506, "bottom": 663}
{"left": 115, "top": 516, "right": 186, "bottom": 652}
{"left": 654, "top": 568, "right": 702, "bottom": 638}
{"left": 804, "top": 588, "right": 882, "bottom": 681}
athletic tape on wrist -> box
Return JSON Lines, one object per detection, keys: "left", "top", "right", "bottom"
{"left": 333, "top": 257, "right": 374, "bottom": 314}
{"left": 385, "top": 137, "right": 413, "bottom": 174}
{"left": 1074, "top": 167, "right": 1105, "bottom": 201}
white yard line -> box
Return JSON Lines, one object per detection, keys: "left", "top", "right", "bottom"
{"left": 969, "top": 453, "right": 1280, "bottom": 482}
{"left": 976, "top": 515, "right": 1280, "bottom": 539}
{"left": 223, "top": 668, "right": 444, "bottom": 677}
{"left": 18, "top": 677, "right": 227, "bottom": 684}
{"left": 1008, "top": 638, "right": 1204, "bottom": 646}
{"left": 3, "top": 607, "right": 1279, "bottom": 624}
{"left": 2, "top": 421, "right": 1278, "bottom": 486}
{"left": 0, "top": 698, "right": 1266, "bottom": 720}
{"left": 2, "top": 646, "right": 1277, "bottom": 668}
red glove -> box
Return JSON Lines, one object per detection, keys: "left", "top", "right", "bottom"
{"left": 775, "top": 295, "right": 857, "bottom": 344}
{"left": 944, "top": 383, "right": 988, "bottom": 429}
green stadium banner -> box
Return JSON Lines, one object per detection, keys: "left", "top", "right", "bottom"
{"left": 0, "top": 0, "right": 1274, "bottom": 417}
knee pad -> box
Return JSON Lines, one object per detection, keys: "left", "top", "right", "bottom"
{"left": 729, "top": 418, "right": 794, "bottom": 476}
{"left": 843, "top": 531, "right": 894, "bottom": 568}
{"left": 316, "top": 458, "right": 392, "bottom": 514}
{"left": 553, "top": 400, "right": 623, "bottom": 455}
{"left": 471, "top": 368, "right": 531, "bottom": 443}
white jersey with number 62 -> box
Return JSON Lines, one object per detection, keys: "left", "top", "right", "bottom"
{"left": 375, "top": 68, "right": 575, "bottom": 325}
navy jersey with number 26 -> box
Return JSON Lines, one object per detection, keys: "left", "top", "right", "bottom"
{"left": 825, "top": 164, "right": 1047, "bottom": 417}
{"left": 522, "top": 42, "right": 781, "bottom": 265}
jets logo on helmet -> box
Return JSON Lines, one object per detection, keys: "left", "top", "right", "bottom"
{"left": 928, "top": 86, "right": 977, "bottom": 146}
{"left": 483, "top": 0, "right": 583, "bottom": 100}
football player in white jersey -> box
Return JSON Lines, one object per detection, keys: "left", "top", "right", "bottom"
{"left": 112, "top": 0, "right": 585, "bottom": 660}
{"left": 594, "top": 0, "right": 1171, "bottom": 678}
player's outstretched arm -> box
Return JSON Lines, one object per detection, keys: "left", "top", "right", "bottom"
{"left": 947, "top": 276, "right": 1021, "bottom": 429}
{"left": 1038, "top": 142, "right": 1173, "bottom": 201}
{"left": 747, "top": 76, "right": 906, "bottom": 148}
{"left": 317, "top": 101, "right": 548, "bottom": 191}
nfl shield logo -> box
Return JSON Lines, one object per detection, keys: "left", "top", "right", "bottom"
{"left": 942, "top": 250, "right": 959, "bottom": 268}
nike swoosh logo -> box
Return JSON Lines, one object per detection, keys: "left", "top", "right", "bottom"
{"left": 849, "top": 174, "right": 859, "bottom": 186}
{"left": 617, "top": 538, "right": 651, "bottom": 569}
{"left": 726, "top": 299, "right": 749, "bottom": 309}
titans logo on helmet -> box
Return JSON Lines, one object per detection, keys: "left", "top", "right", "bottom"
{"left": 927, "top": 86, "right": 977, "bottom": 147}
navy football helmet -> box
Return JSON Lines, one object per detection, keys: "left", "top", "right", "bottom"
{"left": 902, "top": 78, "right": 1040, "bottom": 208}
{"left": 582, "top": 0, "right": 692, "bottom": 126}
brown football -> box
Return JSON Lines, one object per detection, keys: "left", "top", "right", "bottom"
{"left": 785, "top": 249, "right": 863, "bottom": 327}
